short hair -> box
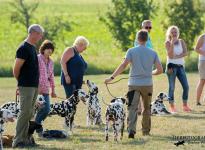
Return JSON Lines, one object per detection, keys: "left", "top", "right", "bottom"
{"left": 28, "top": 24, "right": 44, "bottom": 34}
{"left": 166, "top": 25, "right": 180, "bottom": 41}
{"left": 142, "top": 20, "right": 152, "bottom": 27}
{"left": 39, "top": 40, "right": 55, "bottom": 54}
{"left": 73, "top": 36, "right": 89, "bottom": 47}
{"left": 137, "top": 29, "right": 148, "bottom": 42}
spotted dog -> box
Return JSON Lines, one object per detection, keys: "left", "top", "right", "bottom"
{"left": 151, "top": 92, "right": 170, "bottom": 115}
{"left": 105, "top": 97, "right": 126, "bottom": 141}
{"left": 1, "top": 95, "right": 45, "bottom": 117}
{"left": 49, "top": 89, "right": 89, "bottom": 133}
{"left": 86, "top": 80, "right": 102, "bottom": 126}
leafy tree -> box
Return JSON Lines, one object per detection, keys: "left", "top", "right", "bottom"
{"left": 100, "top": 0, "right": 156, "bottom": 51}
{"left": 10, "top": 0, "right": 71, "bottom": 44}
{"left": 163, "top": 0, "right": 204, "bottom": 51}
{"left": 10, "top": 0, "right": 39, "bottom": 32}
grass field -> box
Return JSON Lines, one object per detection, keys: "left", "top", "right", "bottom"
{"left": 0, "top": 0, "right": 200, "bottom": 76}
{"left": 1, "top": 74, "right": 205, "bottom": 149}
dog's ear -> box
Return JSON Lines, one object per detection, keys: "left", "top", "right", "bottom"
{"left": 158, "top": 92, "right": 164, "bottom": 99}
{"left": 73, "top": 90, "right": 79, "bottom": 97}
{"left": 111, "top": 99, "right": 116, "bottom": 103}
{"left": 121, "top": 98, "right": 126, "bottom": 104}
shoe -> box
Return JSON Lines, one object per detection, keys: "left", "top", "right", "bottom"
{"left": 170, "top": 105, "right": 177, "bottom": 114}
{"left": 142, "top": 132, "right": 150, "bottom": 136}
{"left": 197, "top": 102, "right": 201, "bottom": 106}
{"left": 183, "top": 105, "right": 191, "bottom": 112}
{"left": 13, "top": 142, "right": 26, "bottom": 148}
{"left": 128, "top": 133, "right": 135, "bottom": 139}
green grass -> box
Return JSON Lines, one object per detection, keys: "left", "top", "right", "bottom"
{"left": 0, "top": 0, "right": 200, "bottom": 76}
{"left": 1, "top": 74, "right": 205, "bottom": 149}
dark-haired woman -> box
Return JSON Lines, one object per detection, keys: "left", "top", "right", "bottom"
{"left": 35, "top": 40, "right": 57, "bottom": 136}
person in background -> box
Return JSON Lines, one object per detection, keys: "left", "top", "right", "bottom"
{"left": 105, "top": 29, "right": 163, "bottom": 138}
{"left": 165, "top": 25, "right": 191, "bottom": 113}
{"left": 35, "top": 40, "right": 57, "bottom": 137}
{"left": 134, "top": 20, "right": 153, "bottom": 48}
{"left": 195, "top": 33, "right": 205, "bottom": 105}
{"left": 12, "top": 24, "right": 44, "bottom": 148}
{"left": 60, "top": 36, "right": 89, "bottom": 98}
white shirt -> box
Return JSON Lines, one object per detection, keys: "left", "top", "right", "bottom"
{"left": 167, "top": 41, "right": 185, "bottom": 65}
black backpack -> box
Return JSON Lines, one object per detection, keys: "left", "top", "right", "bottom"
{"left": 42, "top": 130, "right": 68, "bottom": 139}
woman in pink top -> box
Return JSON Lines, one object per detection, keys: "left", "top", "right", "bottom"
{"left": 35, "top": 40, "right": 57, "bottom": 136}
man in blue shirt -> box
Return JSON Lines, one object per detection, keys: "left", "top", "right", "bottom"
{"left": 134, "top": 20, "right": 153, "bottom": 49}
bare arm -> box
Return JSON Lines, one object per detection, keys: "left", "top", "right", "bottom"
{"left": 165, "top": 41, "right": 174, "bottom": 59}
{"left": 13, "top": 58, "right": 25, "bottom": 80}
{"left": 174, "top": 39, "right": 188, "bottom": 59}
{"left": 104, "top": 58, "right": 130, "bottom": 83}
{"left": 195, "top": 35, "right": 205, "bottom": 56}
{"left": 152, "top": 61, "right": 163, "bottom": 75}
{"left": 60, "top": 47, "right": 74, "bottom": 84}
{"left": 60, "top": 47, "right": 73, "bottom": 75}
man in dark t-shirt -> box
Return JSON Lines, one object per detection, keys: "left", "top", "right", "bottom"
{"left": 12, "top": 24, "right": 44, "bottom": 148}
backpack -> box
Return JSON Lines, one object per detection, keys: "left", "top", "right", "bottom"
{"left": 42, "top": 130, "right": 68, "bottom": 139}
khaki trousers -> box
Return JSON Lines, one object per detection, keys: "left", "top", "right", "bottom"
{"left": 12, "top": 86, "right": 38, "bottom": 147}
{"left": 127, "top": 85, "right": 153, "bottom": 134}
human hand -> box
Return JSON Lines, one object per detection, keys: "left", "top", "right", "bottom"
{"left": 104, "top": 77, "right": 114, "bottom": 84}
{"left": 65, "top": 75, "right": 71, "bottom": 84}
{"left": 51, "top": 92, "right": 57, "bottom": 98}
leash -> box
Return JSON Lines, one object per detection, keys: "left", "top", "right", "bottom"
{"left": 56, "top": 96, "right": 66, "bottom": 100}
{"left": 105, "top": 77, "right": 129, "bottom": 98}
{"left": 0, "top": 132, "right": 3, "bottom": 150}
{"left": 15, "top": 89, "right": 20, "bottom": 115}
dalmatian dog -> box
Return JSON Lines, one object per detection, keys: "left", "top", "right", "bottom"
{"left": 151, "top": 92, "right": 171, "bottom": 115}
{"left": 49, "top": 89, "right": 89, "bottom": 133}
{"left": 0, "top": 109, "right": 16, "bottom": 149}
{"left": 1, "top": 95, "right": 45, "bottom": 117}
{"left": 0, "top": 109, "right": 16, "bottom": 134}
{"left": 86, "top": 80, "right": 103, "bottom": 126}
{"left": 105, "top": 97, "right": 126, "bottom": 141}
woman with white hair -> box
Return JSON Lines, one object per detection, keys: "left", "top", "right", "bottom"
{"left": 165, "top": 25, "right": 191, "bottom": 113}
{"left": 60, "top": 36, "right": 89, "bottom": 98}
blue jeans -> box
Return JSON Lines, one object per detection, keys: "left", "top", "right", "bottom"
{"left": 63, "top": 84, "right": 81, "bottom": 98}
{"left": 167, "top": 66, "right": 189, "bottom": 103}
{"left": 35, "top": 94, "right": 50, "bottom": 133}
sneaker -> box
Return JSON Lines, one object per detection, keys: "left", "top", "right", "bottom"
{"left": 13, "top": 142, "right": 26, "bottom": 148}
{"left": 183, "top": 105, "right": 192, "bottom": 112}
{"left": 197, "top": 102, "right": 201, "bottom": 106}
{"left": 128, "top": 133, "right": 135, "bottom": 139}
{"left": 170, "top": 106, "right": 177, "bottom": 114}
{"left": 142, "top": 132, "right": 150, "bottom": 136}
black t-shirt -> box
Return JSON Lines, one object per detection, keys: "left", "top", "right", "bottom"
{"left": 16, "top": 41, "right": 39, "bottom": 87}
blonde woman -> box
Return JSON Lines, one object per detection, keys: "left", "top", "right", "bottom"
{"left": 165, "top": 25, "right": 191, "bottom": 113}
{"left": 195, "top": 34, "right": 205, "bottom": 105}
{"left": 60, "top": 36, "right": 89, "bottom": 98}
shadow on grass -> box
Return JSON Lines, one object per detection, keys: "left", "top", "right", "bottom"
{"left": 169, "top": 113, "right": 205, "bottom": 120}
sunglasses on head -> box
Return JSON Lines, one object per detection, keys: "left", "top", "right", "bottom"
{"left": 145, "top": 26, "right": 152, "bottom": 29}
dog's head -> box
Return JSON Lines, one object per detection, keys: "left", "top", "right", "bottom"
{"left": 1, "top": 102, "right": 20, "bottom": 116}
{"left": 0, "top": 109, "right": 16, "bottom": 122}
{"left": 157, "top": 92, "right": 169, "bottom": 102}
{"left": 86, "top": 80, "right": 98, "bottom": 94}
{"left": 35, "top": 95, "right": 46, "bottom": 109}
{"left": 110, "top": 97, "right": 126, "bottom": 104}
{"left": 73, "top": 89, "right": 89, "bottom": 103}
